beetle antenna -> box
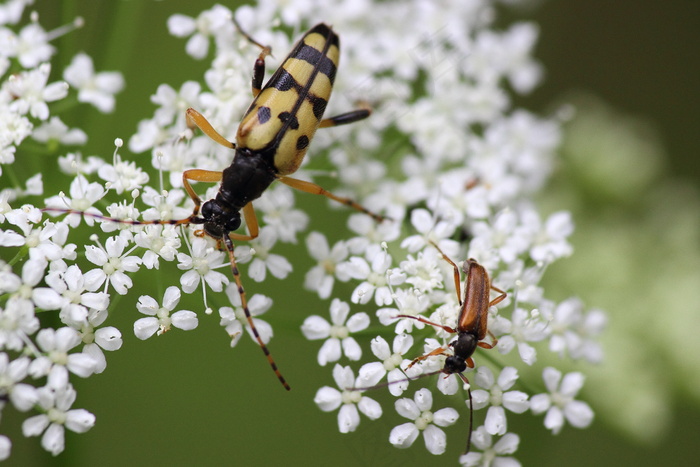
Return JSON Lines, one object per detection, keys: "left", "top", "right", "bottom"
{"left": 346, "top": 369, "right": 445, "bottom": 391}
{"left": 222, "top": 235, "right": 290, "bottom": 390}
{"left": 41, "top": 207, "right": 201, "bottom": 228}
{"left": 458, "top": 372, "right": 475, "bottom": 454}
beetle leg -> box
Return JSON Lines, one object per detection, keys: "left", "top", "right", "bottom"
{"left": 228, "top": 203, "right": 260, "bottom": 242}
{"left": 186, "top": 108, "right": 236, "bottom": 149}
{"left": 393, "top": 314, "right": 457, "bottom": 334}
{"left": 182, "top": 169, "right": 223, "bottom": 216}
{"left": 429, "top": 240, "right": 463, "bottom": 306}
{"left": 406, "top": 346, "right": 448, "bottom": 368}
{"left": 277, "top": 176, "right": 386, "bottom": 222}
{"left": 231, "top": 17, "right": 272, "bottom": 97}
{"left": 489, "top": 285, "right": 507, "bottom": 307}
{"left": 319, "top": 107, "right": 371, "bottom": 128}
{"left": 477, "top": 331, "right": 498, "bottom": 350}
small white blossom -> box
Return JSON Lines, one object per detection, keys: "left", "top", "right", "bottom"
{"left": 63, "top": 53, "right": 124, "bottom": 113}
{"left": 31, "top": 116, "right": 87, "bottom": 145}
{"left": 530, "top": 367, "right": 594, "bottom": 434}
{"left": 0, "top": 353, "right": 37, "bottom": 411}
{"left": 5, "top": 63, "right": 68, "bottom": 120}
{"left": 135, "top": 286, "right": 198, "bottom": 339}
{"left": 28, "top": 327, "right": 98, "bottom": 386}
{"left": 21, "top": 385, "right": 95, "bottom": 456}
{"left": 301, "top": 298, "right": 369, "bottom": 366}
{"left": 314, "top": 364, "right": 383, "bottom": 433}
{"left": 460, "top": 427, "right": 521, "bottom": 467}
{"left": 389, "top": 388, "right": 459, "bottom": 455}
{"left": 97, "top": 154, "right": 149, "bottom": 194}
{"left": 44, "top": 174, "right": 106, "bottom": 227}
{"left": 360, "top": 333, "right": 417, "bottom": 396}
{"left": 471, "top": 367, "right": 529, "bottom": 435}
{"left": 304, "top": 231, "right": 348, "bottom": 299}
{"left": 241, "top": 227, "right": 292, "bottom": 282}
{"left": 177, "top": 237, "right": 229, "bottom": 294}
{"left": 83, "top": 236, "right": 142, "bottom": 295}
{"left": 219, "top": 286, "right": 273, "bottom": 347}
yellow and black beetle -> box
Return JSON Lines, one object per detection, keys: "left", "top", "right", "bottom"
{"left": 45, "top": 22, "right": 384, "bottom": 390}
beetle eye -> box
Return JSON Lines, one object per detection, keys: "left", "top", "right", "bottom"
{"left": 201, "top": 200, "right": 215, "bottom": 218}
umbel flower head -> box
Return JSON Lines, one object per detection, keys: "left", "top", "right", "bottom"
{"left": 0, "top": 0, "right": 602, "bottom": 463}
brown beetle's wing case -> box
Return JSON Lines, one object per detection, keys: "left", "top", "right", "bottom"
{"left": 237, "top": 24, "right": 339, "bottom": 175}
{"left": 459, "top": 260, "right": 492, "bottom": 339}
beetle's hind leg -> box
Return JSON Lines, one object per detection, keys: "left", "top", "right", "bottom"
{"left": 277, "top": 176, "right": 387, "bottom": 223}
{"left": 319, "top": 107, "right": 371, "bottom": 128}
{"left": 231, "top": 17, "right": 272, "bottom": 97}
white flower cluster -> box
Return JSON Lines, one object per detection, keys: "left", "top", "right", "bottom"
{"left": 0, "top": 2, "right": 127, "bottom": 458}
{"left": 0, "top": 0, "right": 605, "bottom": 464}
{"left": 0, "top": 2, "right": 128, "bottom": 459}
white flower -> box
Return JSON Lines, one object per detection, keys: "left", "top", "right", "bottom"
{"left": 389, "top": 388, "right": 459, "bottom": 455}
{"left": 150, "top": 81, "right": 202, "bottom": 126}
{"left": 83, "top": 236, "right": 142, "bottom": 295}
{"left": 21, "top": 385, "right": 95, "bottom": 456}
{"left": 167, "top": 5, "right": 234, "bottom": 59}
{"left": 0, "top": 22, "right": 54, "bottom": 67}
{"left": 340, "top": 244, "right": 398, "bottom": 305}
{"left": 0, "top": 434, "right": 10, "bottom": 461}
{"left": 133, "top": 224, "right": 181, "bottom": 269}
{"left": 177, "top": 237, "right": 229, "bottom": 294}
{"left": 400, "top": 208, "right": 459, "bottom": 254}
{"left": 97, "top": 154, "right": 150, "bottom": 194}
{"left": 548, "top": 297, "right": 606, "bottom": 363}
{"left": 0, "top": 353, "right": 38, "bottom": 411}
{"left": 219, "top": 286, "right": 273, "bottom": 347}
{"left": 360, "top": 333, "right": 417, "bottom": 396}
{"left": 314, "top": 364, "right": 383, "bottom": 433}
{"left": 471, "top": 367, "right": 529, "bottom": 435}
{"left": 28, "top": 327, "right": 98, "bottom": 386}
{"left": 139, "top": 186, "right": 191, "bottom": 222}
{"left": 135, "top": 286, "right": 197, "bottom": 339}
{"left": 492, "top": 307, "right": 549, "bottom": 365}
{"left": 44, "top": 264, "right": 109, "bottom": 328}
{"left": 301, "top": 298, "right": 369, "bottom": 366}
{"left": 400, "top": 250, "right": 444, "bottom": 293}
{"left": 79, "top": 309, "right": 122, "bottom": 373}
{"left": 43, "top": 174, "right": 106, "bottom": 227}
{"left": 527, "top": 211, "right": 574, "bottom": 264}
{"left": 63, "top": 53, "right": 125, "bottom": 113}
{"left": 5, "top": 63, "right": 68, "bottom": 120}
{"left": 256, "top": 185, "right": 308, "bottom": 243}
{"left": 31, "top": 116, "right": 87, "bottom": 145}
{"left": 530, "top": 367, "right": 594, "bottom": 434}
{"left": 304, "top": 231, "right": 349, "bottom": 299}
{"left": 241, "top": 227, "right": 292, "bottom": 282}
{"left": 0, "top": 297, "right": 39, "bottom": 351}
{"left": 460, "top": 427, "right": 521, "bottom": 467}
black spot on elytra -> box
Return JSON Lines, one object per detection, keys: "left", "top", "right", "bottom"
{"left": 257, "top": 106, "right": 271, "bottom": 124}
{"left": 278, "top": 111, "right": 299, "bottom": 130}
{"left": 296, "top": 135, "right": 309, "bottom": 150}
{"left": 272, "top": 69, "right": 299, "bottom": 92}
{"left": 309, "top": 95, "right": 328, "bottom": 120}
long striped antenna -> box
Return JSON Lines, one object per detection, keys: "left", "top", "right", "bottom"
{"left": 43, "top": 207, "right": 290, "bottom": 390}
{"left": 222, "top": 235, "right": 290, "bottom": 390}
{"left": 41, "top": 207, "right": 204, "bottom": 228}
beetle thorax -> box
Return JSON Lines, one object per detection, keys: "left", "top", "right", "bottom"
{"left": 451, "top": 332, "right": 478, "bottom": 361}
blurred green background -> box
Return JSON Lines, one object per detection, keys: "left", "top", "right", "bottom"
{"left": 4, "top": 0, "right": 700, "bottom": 465}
